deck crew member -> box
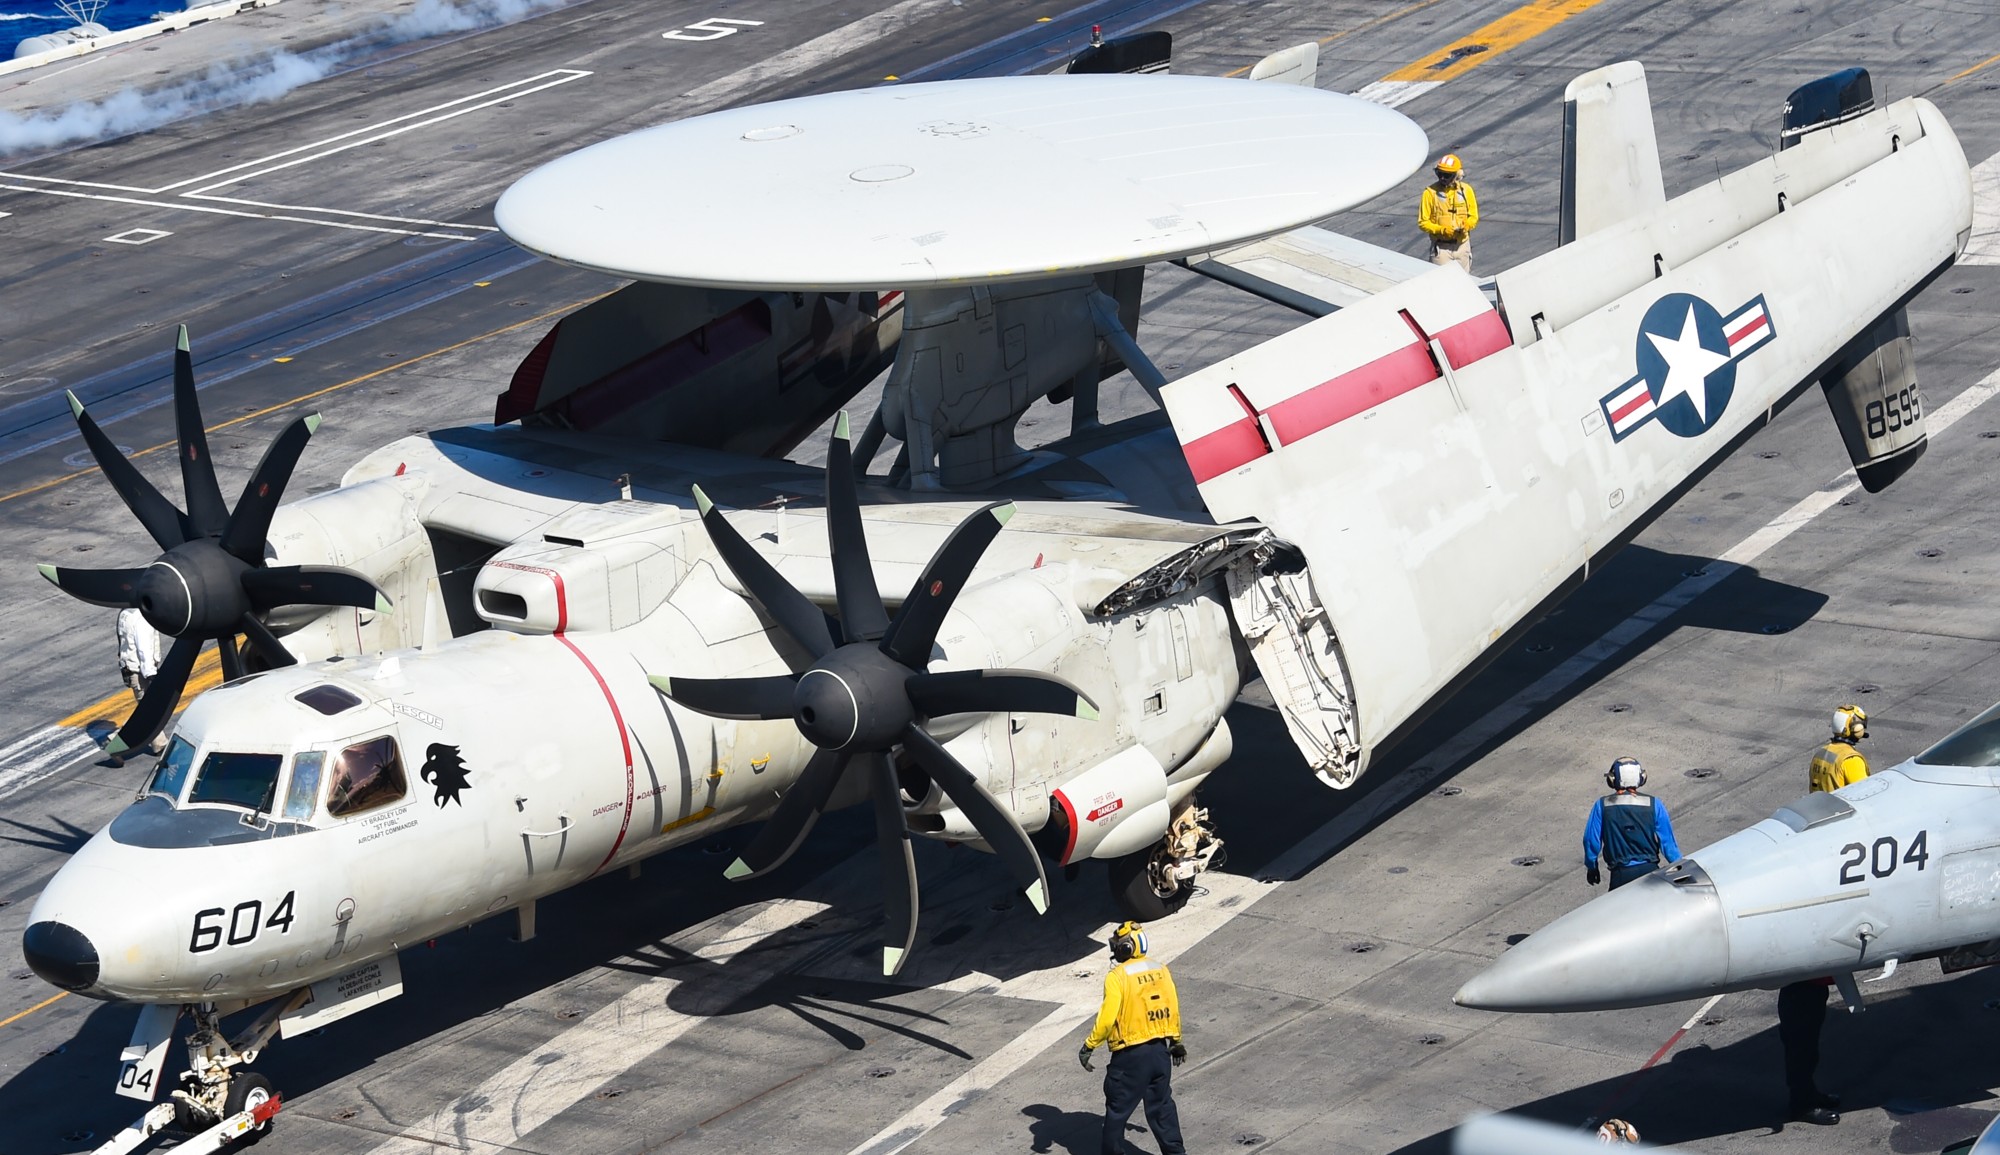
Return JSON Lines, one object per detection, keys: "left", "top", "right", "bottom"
{"left": 1078, "top": 921, "right": 1187, "bottom": 1155}
{"left": 1581, "top": 757, "right": 1682, "bottom": 890}
{"left": 1418, "top": 153, "right": 1479, "bottom": 272}
{"left": 111, "top": 607, "right": 161, "bottom": 767}
{"left": 1778, "top": 705, "right": 1872, "bottom": 1127}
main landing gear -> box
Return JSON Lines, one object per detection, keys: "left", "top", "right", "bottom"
{"left": 1110, "top": 801, "right": 1223, "bottom": 922}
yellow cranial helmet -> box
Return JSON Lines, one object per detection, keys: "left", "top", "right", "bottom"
{"left": 1834, "top": 704, "right": 1868, "bottom": 742}
{"left": 1435, "top": 153, "right": 1464, "bottom": 175}
{"left": 1110, "top": 920, "right": 1149, "bottom": 962}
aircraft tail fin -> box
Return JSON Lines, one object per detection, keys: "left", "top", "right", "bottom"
{"left": 1560, "top": 61, "right": 1665, "bottom": 245}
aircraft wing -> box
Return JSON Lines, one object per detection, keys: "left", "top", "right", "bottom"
{"left": 1179, "top": 225, "right": 1438, "bottom": 316}
{"left": 1158, "top": 82, "right": 1972, "bottom": 780}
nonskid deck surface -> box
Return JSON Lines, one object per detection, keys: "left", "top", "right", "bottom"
{"left": 2, "top": 1, "right": 2000, "bottom": 1152}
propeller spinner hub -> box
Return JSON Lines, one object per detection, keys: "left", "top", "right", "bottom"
{"left": 794, "top": 644, "right": 914, "bottom": 750}
{"left": 138, "top": 541, "right": 251, "bottom": 637}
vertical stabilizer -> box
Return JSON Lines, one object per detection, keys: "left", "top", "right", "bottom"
{"left": 1559, "top": 61, "right": 1665, "bottom": 245}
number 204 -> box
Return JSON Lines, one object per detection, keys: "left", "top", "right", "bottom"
{"left": 1838, "top": 832, "right": 1928, "bottom": 885}
{"left": 190, "top": 892, "right": 295, "bottom": 953}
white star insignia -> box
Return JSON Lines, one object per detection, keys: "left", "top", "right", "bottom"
{"left": 1646, "top": 305, "right": 1731, "bottom": 423}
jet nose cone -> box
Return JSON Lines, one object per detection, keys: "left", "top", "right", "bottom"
{"left": 1455, "top": 866, "right": 1729, "bottom": 1012}
{"left": 22, "top": 921, "right": 98, "bottom": 992}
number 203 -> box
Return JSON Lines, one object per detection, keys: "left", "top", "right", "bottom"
{"left": 1838, "top": 831, "right": 1927, "bottom": 885}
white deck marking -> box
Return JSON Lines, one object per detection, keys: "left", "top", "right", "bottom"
{"left": 102, "top": 228, "right": 170, "bottom": 245}
{"left": 1262, "top": 363, "right": 2000, "bottom": 883}
{"left": 679, "top": 0, "right": 962, "bottom": 108}
{"left": 0, "top": 726, "right": 98, "bottom": 799}
{"left": 0, "top": 70, "right": 590, "bottom": 240}
{"left": 1961, "top": 149, "right": 2000, "bottom": 265}
{"left": 1351, "top": 79, "right": 1442, "bottom": 108}
{"left": 365, "top": 897, "right": 830, "bottom": 1155}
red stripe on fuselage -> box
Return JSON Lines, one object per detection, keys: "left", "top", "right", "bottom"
{"left": 490, "top": 560, "right": 635, "bottom": 874}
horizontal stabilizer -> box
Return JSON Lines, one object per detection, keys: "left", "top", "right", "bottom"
{"left": 1180, "top": 225, "right": 1436, "bottom": 316}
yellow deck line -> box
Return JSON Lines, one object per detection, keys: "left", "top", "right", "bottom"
{"left": 1221, "top": 0, "right": 1451, "bottom": 78}
{"left": 60, "top": 648, "right": 225, "bottom": 729}
{"left": 0, "top": 991, "right": 68, "bottom": 1029}
{"left": 1380, "top": 0, "right": 1611, "bottom": 83}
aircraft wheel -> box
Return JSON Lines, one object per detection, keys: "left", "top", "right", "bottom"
{"left": 1108, "top": 849, "right": 1191, "bottom": 922}
{"left": 224, "top": 1071, "right": 275, "bottom": 1143}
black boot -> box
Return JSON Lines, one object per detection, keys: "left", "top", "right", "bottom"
{"left": 1790, "top": 1103, "right": 1840, "bottom": 1126}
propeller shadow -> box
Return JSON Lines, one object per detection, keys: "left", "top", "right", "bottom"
{"left": 0, "top": 814, "right": 92, "bottom": 856}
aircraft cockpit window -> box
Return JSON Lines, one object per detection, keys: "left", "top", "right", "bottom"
{"left": 187, "top": 751, "right": 285, "bottom": 813}
{"left": 1914, "top": 701, "right": 2000, "bottom": 767}
{"left": 283, "top": 751, "right": 325, "bottom": 823}
{"left": 326, "top": 736, "right": 407, "bottom": 818}
{"left": 146, "top": 736, "right": 197, "bottom": 803}
{"left": 295, "top": 685, "right": 364, "bottom": 716}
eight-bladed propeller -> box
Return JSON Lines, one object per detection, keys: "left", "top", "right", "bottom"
{"left": 650, "top": 411, "right": 1098, "bottom": 976}
{"left": 37, "top": 325, "right": 392, "bottom": 757}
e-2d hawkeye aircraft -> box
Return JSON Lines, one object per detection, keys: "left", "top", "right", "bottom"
{"left": 17, "top": 56, "right": 1972, "bottom": 1150}
{"left": 1454, "top": 699, "right": 2000, "bottom": 1015}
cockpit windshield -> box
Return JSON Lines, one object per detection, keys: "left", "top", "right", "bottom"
{"left": 187, "top": 751, "right": 285, "bottom": 812}
{"left": 1913, "top": 701, "right": 2000, "bottom": 768}
{"left": 145, "top": 736, "right": 197, "bottom": 803}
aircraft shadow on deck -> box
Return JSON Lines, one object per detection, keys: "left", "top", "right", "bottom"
{"left": 1208, "top": 544, "right": 1829, "bottom": 880}
{"left": 1386, "top": 967, "right": 2000, "bottom": 1153}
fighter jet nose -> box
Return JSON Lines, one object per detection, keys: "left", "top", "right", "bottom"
{"left": 1455, "top": 864, "right": 1729, "bottom": 1012}
{"left": 22, "top": 921, "right": 99, "bottom": 992}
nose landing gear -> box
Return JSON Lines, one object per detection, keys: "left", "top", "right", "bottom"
{"left": 92, "top": 997, "right": 297, "bottom": 1154}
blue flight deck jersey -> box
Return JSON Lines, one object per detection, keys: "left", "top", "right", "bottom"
{"left": 1583, "top": 792, "right": 1682, "bottom": 869}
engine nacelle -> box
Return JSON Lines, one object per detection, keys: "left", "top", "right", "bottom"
{"left": 262, "top": 474, "right": 432, "bottom": 656}
{"left": 1050, "top": 744, "right": 1171, "bottom": 865}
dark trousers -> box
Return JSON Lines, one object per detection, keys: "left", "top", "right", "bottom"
{"left": 1102, "top": 1039, "right": 1185, "bottom": 1155}
{"left": 1608, "top": 862, "right": 1653, "bottom": 890}
{"left": 1777, "top": 980, "right": 1830, "bottom": 1109}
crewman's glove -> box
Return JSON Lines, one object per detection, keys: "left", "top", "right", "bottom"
{"left": 1078, "top": 1044, "right": 1095, "bottom": 1072}
{"left": 1168, "top": 1039, "right": 1187, "bottom": 1067}
{"left": 1586, "top": 865, "right": 1602, "bottom": 887}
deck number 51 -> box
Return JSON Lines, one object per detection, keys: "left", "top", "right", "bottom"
{"left": 664, "top": 17, "right": 764, "bottom": 41}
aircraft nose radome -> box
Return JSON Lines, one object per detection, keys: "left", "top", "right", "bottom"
{"left": 22, "top": 921, "right": 98, "bottom": 993}
{"left": 1453, "top": 872, "right": 1729, "bottom": 1012}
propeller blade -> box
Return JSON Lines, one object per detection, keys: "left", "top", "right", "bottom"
{"left": 219, "top": 414, "right": 319, "bottom": 564}
{"left": 109, "top": 634, "right": 203, "bottom": 756}
{"left": 238, "top": 614, "right": 296, "bottom": 670}
{"left": 217, "top": 634, "right": 245, "bottom": 683}
{"left": 35, "top": 564, "right": 143, "bottom": 609}
{"left": 726, "top": 748, "right": 849, "bottom": 880}
{"left": 241, "top": 565, "right": 391, "bottom": 614}
{"left": 866, "top": 751, "right": 919, "bottom": 977}
{"left": 880, "top": 502, "right": 1015, "bottom": 670}
{"left": 692, "top": 485, "right": 834, "bottom": 660}
{"left": 172, "top": 326, "right": 230, "bottom": 541}
{"left": 901, "top": 723, "right": 1050, "bottom": 915}
{"left": 825, "top": 411, "right": 889, "bottom": 644}
{"left": 906, "top": 668, "right": 1099, "bottom": 721}
{"left": 65, "top": 391, "right": 186, "bottom": 551}
{"left": 647, "top": 673, "right": 797, "bottom": 721}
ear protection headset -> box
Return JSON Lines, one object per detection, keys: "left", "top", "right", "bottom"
{"left": 1834, "top": 705, "right": 1868, "bottom": 742}
{"left": 1604, "top": 757, "right": 1645, "bottom": 791}
{"left": 1110, "top": 920, "right": 1148, "bottom": 962}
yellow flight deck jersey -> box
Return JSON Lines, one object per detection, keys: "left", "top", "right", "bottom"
{"left": 1809, "top": 741, "right": 1869, "bottom": 794}
{"left": 1085, "top": 957, "right": 1181, "bottom": 1051}
{"left": 1419, "top": 180, "right": 1480, "bottom": 241}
